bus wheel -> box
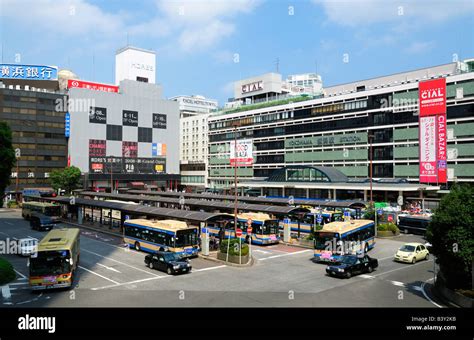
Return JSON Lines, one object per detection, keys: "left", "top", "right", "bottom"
{"left": 134, "top": 242, "right": 141, "bottom": 251}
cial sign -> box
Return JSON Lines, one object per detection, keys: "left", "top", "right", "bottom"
{"left": 419, "top": 78, "right": 446, "bottom": 116}
{"left": 241, "top": 81, "right": 263, "bottom": 94}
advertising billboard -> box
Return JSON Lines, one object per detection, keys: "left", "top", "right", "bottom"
{"left": 152, "top": 113, "right": 167, "bottom": 129}
{"left": 419, "top": 116, "right": 437, "bottom": 183}
{"left": 122, "top": 142, "right": 138, "bottom": 158}
{"left": 67, "top": 79, "right": 119, "bottom": 93}
{"left": 123, "top": 110, "right": 138, "bottom": 126}
{"left": 89, "top": 107, "right": 107, "bottom": 124}
{"left": 418, "top": 78, "right": 446, "bottom": 116}
{"left": 88, "top": 156, "right": 166, "bottom": 174}
{"left": 437, "top": 113, "right": 447, "bottom": 183}
{"left": 0, "top": 64, "right": 58, "bottom": 80}
{"left": 230, "top": 139, "right": 254, "bottom": 166}
{"left": 89, "top": 139, "right": 106, "bottom": 157}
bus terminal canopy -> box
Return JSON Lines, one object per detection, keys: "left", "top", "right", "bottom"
{"left": 78, "top": 191, "right": 311, "bottom": 216}
{"left": 125, "top": 189, "right": 368, "bottom": 210}
{"left": 26, "top": 195, "right": 234, "bottom": 224}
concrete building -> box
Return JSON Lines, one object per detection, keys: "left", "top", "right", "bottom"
{"left": 0, "top": 64, "right": 67, "bottom": 193}
{"left": 115, "top": 46, "right": 156, "bottom": 85}
{"left": 208, "top": 59, "right": 474, "bottom": 201}
{"left": 172, "top": 95, "right": 218, "bottom": 190}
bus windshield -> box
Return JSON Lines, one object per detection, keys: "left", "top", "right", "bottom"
{"left": 175, "top": 229, "right": 198, "bottom": 247}
{"left": 262, "top": 220, "right": 279, "bottom": 235}
{"left": 30, "top": 250, "right": 71, "bottom": 276}
{"left": 44, "top": 206, "right": 61, "bottom": 217}
{"left": 314, "top": 232, "right": 337, "bottom": 250}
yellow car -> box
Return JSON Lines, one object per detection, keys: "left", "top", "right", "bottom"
{"left": 394, "top": 242, "right": 430, "bottom": 264}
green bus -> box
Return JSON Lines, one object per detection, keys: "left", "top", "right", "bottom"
{"left": 22, "top": 201, "right": 61, "bottom": 221}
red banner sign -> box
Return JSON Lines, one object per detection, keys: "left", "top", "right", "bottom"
{"left": 419, "top": 78, "right": 446, "bottom": 117}
{"left": 437, "top": 113, "right": 447, "bottom": 183}
{"left": 419, "top": 116, "right": 437, "bottom": 183}
{"left": 67, "top": 79, "right": 119, "bottom": 93}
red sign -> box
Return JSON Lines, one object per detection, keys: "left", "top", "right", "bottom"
{"left": 235, "top": 228, "right": 242, "bottom": 237}
{"left": 419, "top": 78, "right": 446, "bottom": 117}
{"left": 419, "top": 116, "right": 437, "bottom": 183}
{"left": 91, "top": 163, "right": 103, "bottom": 171}
{"left": 122, "top": 141, "right": 138, "bottom": 158}
{"left": 387, "top": 215, "right": 393, "bottom": 222}
{"left": 247, "top": 227, "right": 252, "bottom": 234}
{"left": 437, "top": 113, "right": 447, "bottom": 183}
{"left": 67, "top": 79, "right": 119, "bottom": 93}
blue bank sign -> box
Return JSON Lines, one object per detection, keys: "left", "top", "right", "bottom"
{"left": 65, "top": 112, "right": 71, "bottom": 137}
{"left": 0, "top": 64, "right": 58, "bottom": 81}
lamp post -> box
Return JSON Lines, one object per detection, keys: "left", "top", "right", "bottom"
{"left": 368, "top": 133, "right": 377, "bottom": 236}
{"left": 15, "top": 148, "right": 21, "bottom": 202}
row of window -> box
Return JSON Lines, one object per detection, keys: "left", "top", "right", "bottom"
{"left": 12, "top": 131, "right": 65, "bottom": 139}
{"left": 124, "top": 226, "right": 174, "bottom": 247}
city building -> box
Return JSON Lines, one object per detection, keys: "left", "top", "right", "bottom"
{"left": 208, "top": 59, "right": 474, "bottom": 202}
{"left": 67, "top": 46, "right": 180, "bottom": 191}
{"left": 0, "top": 64, "right": 67, "bottom": 193}
{"left": 172, "top": 95, "right": 218, "bottom": 190}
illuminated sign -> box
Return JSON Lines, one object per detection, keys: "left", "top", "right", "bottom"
{"left": 68, "top": 79, "right": 118, "bottom": 93}
{"left": 419, "top": 78, "right": 446, "bottom": 116}
{"left": 0, "top": 64, "right": 58, "bottom": 80}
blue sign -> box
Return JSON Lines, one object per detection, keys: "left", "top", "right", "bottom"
{"left": 124, "top": 215, "right": 130, "bottom": 220}
{"left": 202, "top": 228, "right": 207, "bottom": 234}
{"left": 316, "top": 214, "right": 322, "bottom": 224}
{"left": 185, "top": 248, "right": 194, "bottom": 254}
{"left": 283, "top": 218, "right": 291, "bottom": 224}
{"left": 377, "top": 209, "right": 383, "bottom": 215}
{"left": 65, "top": 113, "right": 70, "bottom": 137}
{"left": 344, "top": 211, "right": 351, "bottom": 217}
{"left": 152, "top": 143, "right": 158, "bottom": 157}
{"left": 0, "top": 64, "right": 58, "bottom": 81}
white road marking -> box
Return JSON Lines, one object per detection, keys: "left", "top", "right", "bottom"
{"left": 193, "top": 265, "right": 227, "bottom": 272}
{"left": 27, "top": 236, "right": 38, "bottom": 240}
{"left": 82, "top": 249, "right": 161, "bottom": 277}
{"left": 1, "top": 285, "right": 12, "bottom": 299}
{"left": 259, "top": 249, "right": 312, "bottom": 261}
{"left": 96, "top": 263, "right": 122, "bottom": 273}
{"left": 78, "top": 265, "right": 120, "bottom": 285}
{"left": 3, "top": 221, "right": 13, "bottom": 226}
{"left": 14, "top": 269, "right": 27, "bottom": 279}
{"left": 359, "top": 274, "right": 375, "bottom": 279}
{"left": 254, "top": 250, "right": 270, "bottom": 254}
{"left": 0, "top": 231, "right": 9, "bottom": 236}
{"left": 371, "top": 260, "right": 433, "bottom": 278}
{"left": 421, "top": 278, "right": 443, "bottom": 308}
{"left": 389, "top": 280, "right": 406, "bottom": 287}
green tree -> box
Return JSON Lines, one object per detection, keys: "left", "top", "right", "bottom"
{"left": 426, "top": 184, "right": 474, "bottom": 290}
{"left": 0, "top": 122, "right": 16, "bottom": 208}
{"left": 49, "top": 166, "right": 82, "bottom": 194}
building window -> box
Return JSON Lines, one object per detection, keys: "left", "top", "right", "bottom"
{"left": 138, "top": 127, "right": 152, "bottom": 143}
{"left": 106, "top": 125, "right": 122, "bottom": 141}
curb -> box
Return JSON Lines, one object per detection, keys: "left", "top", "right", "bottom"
{"left": 199, "top": 253, "right": 254, "bottom": 267}
{"left": 60, "top": 220, "right": 123, "bottom": 238}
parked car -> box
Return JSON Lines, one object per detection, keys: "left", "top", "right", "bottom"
{"left": 29, "top": 213, "right": 56, "bottom": 231}
{"left": 326, "top": 255, "right": 378, "bottom": 279}
{"left": 394, "top": 242, "right": 429, "bottom": 264}
{"left": 144, "top": 251, "right": 192, "bottom": 275}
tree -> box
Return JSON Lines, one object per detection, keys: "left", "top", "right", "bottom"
{"left": 0, "top": 122, "right": 16, "bottom": 208}
{"left": 426, "top": 184, "right": 474, "bottom": 290}
{"left": 49, "top": 166, "right": 82, "bottom": 195}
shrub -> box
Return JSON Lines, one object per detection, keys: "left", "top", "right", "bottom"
{"left": 6, "top": 200, "right": 18, "bottom": 208}
{"left": 220, "top": 238, "right": 249, "bottom": 256}
{"left": 0, "top": 257, "right": 16, "bottom": 285}
{"left": 378, "top": 222, "right": 399, "bottom": 234}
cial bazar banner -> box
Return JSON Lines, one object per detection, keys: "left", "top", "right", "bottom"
{"left": 230, "top": 139, "right": 254, "bottom": 166}
{"left": 68, "top": 79, "right": 119, "bottom": 93}
{"left": 418, "top": 78, "right": 447, "bottom": 184}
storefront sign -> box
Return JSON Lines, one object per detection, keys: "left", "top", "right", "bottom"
{"left": 67, "top": 79, "right": 119, "bottom": 93}
{"left": 419, "top": 78, "right": 446, "bottom": 116}
{"left": 437, "top": 113, "right": 447, "bottom": 183}
{"left": 230, "top": 139, "right": 253, "bottom": 166}
{"left": 287, "top": 134, "right": 364, "bottom": 148}
{"left": 89, "top": 107, "right": 107, "bottom": 124}
{"left": 122, "top": 142, "right": 138, "bottom": 158}
{"left": 419, "top": 116, "right": 437, "bottom": 183}
{"left": 88, "top": 156, "right": 166, "bottom": 174}
{"left": 123, "top": 110, "right": 138, "bottom": 126}
{"left": 152, "top": 113, "right": 167, "bottom": 129}
{"left": 65, "top": 113, "right": 70, "bottom": 137}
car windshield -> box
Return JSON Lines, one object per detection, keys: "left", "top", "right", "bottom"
{"left": 399, "top": 245, "right": 416, "bottom": 252}
{"left": 30, "top": 250, "right": 71, "bottom": 276}
{"left": 340, "top": 256, "right": 358, "bottom": 265}
{"left": 163, "top": 253, "right": 181, "bottom": 262}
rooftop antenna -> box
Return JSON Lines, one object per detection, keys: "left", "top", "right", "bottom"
{"left": 275, "top": 57, "right": 280, "bottom": 73}
{"left": 126, "top": 32, "right": 129, "bottom": 46}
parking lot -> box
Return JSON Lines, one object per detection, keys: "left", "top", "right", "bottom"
{"left": 0, "top": 209, "right": 445, "bottom": 307}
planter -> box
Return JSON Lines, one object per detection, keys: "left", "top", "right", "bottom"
{"left": 297, "top": 239, "right": 314, "bottom": 248}
{"left": 217, "top": 251, "right": 250, "bottom": 264}
{"left": 377, "top": 230, "right": 400, "bottom": 238}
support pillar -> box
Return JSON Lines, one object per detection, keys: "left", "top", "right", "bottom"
{"left": 364, "top": 190, "right": 368, "bottom": 201}
{"left": 332, "top": 189, "right": 337, "bottom": 200}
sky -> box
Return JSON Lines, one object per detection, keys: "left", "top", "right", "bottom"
{"left": 1, "top": 0, "right": 473, "bottom": 105}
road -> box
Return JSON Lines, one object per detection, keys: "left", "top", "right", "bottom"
{"left": 0, "top": 209, "right": 445, "bottom": 307}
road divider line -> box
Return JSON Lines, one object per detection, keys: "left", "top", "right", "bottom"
{"left": 91, "top": 275, "right": 169, "bottom": 291}
{"left": 14, "top": 269, "right": 27, "bottom": 279}
{"left": 96, "top": 263, "right": 122, "bottom": 273}
{"left": 372, "top": 260, "right": 433, "bottom": 278}
{"left": 78, "top": 265, "right": 120, "bottom": 285}
{"left": 259, "top": 249, "right": 312, "bottom": 261}
{"left": 421, "top": 278, "right": 443, "bottom": 308}
{"left": 4, "top": 221, "right": 13, "bottom": 226}
{"left": 193, "top": 265, "right": 227, "bottom": 272}
{"left": 82, "top": 249, "right": 162, "bottom": 277}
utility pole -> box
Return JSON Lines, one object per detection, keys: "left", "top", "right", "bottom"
{"left": 227, "top": 122, "right": 240, "bottom": 263}
{"left": 369, "top": 133, "right": 376, "bottom": 236}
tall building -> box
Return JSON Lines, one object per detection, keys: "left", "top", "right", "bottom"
{"left": 115, "top": 46, "right": 156, "bottom": 85}
{"left": 0, "top": 64, "right": 67, "bottom": 193}
{"left": 172, "top": 95, "right": 218, "bottom": 190}
{"left": 208, "top": 59, "right": 474, "bottom": 201}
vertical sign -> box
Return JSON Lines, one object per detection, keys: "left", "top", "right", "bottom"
{"left": 418, "top": 79, "right": 447, "bottom": 184}
{"left": 64, "top": 112, "right": 70, "bottom": 137}
{"left": 230, "top": 139, "right": 253, "bottom": 166}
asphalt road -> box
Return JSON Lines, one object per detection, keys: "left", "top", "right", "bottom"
{"left": 0, "top": 209, "right": 445, "bottom": 307}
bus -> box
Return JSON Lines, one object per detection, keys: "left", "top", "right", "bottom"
{"left": 22, "top": 201, "right": 61, "bottom": 221}
{"left": 397, "top": 215, "right": 431, "bottom": 235}
{"left": 123, "top": 219, "right": 200, "bottom": 258}
{"left": 29, "top": 228, "right": 80, "bottom": 290}
{"left": 207, "top": 213, "right": 280, "bottom": 245}
{"left": 280, "top": 209, "right": 344, "bottom": 236}
{"left": 313, "top": 219, "right": 375, "bottom": 263}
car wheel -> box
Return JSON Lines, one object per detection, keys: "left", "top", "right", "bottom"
{"left": 148, "top": 261, "right": 154, "bottom": 269}
{"left": 425, "top": 254, "right": 429, "bottom": 261}
{"left": 367, "top": 266, "right": 373, "bottom": 273}
{"left": 159, "top": 247, "right": 164, "bottom": 251}
{"left": 134, "top": 242, "right": 140, "bottom": 251}
{"left": 411, "top": 257, "right": 416, "bottom": 264}
{"left": 364, "top": 244, "right": 369, "bottom": 253}
{"left": 167, "top": 267, "right": 172, "bottom": 275}
{"left": 345, "top": 271, "right": 352, "bottom": 279}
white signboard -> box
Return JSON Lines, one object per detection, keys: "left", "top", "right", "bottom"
{"left": 230, "top": 139, "right": 254, "bottom": 166}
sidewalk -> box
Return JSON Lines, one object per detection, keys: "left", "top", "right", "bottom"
{"left": 60, "top": 219, "right": 123, "bottom": 238}
{"left": 199, "top": 250, "right": 254, "bottom": 267}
